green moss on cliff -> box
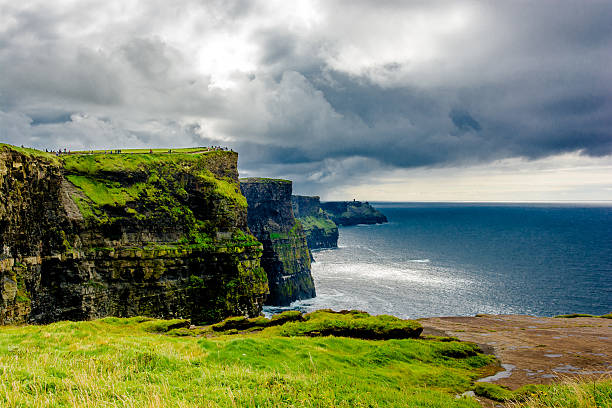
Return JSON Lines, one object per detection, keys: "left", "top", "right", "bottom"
{"left": 65, "top": 175, "right": 146, "bottom": 207}
{"left": 228, "top": 229, "right": 263, "bottom": 248}
{"left": 209, "top": 176, "right": 247, "bottom": 208}
{"left": 269, "top": 221, "right": 311, "bottom": 278}
{"left": 300, "top": 214, "right": 337, "bottom": 233}
{"left": 11, "top": 264, "right": 31, "bottom": 305}
{"left": 62, "top": 152, "right": 246, "bottom": 209}
{"left": 62, "top": 152, "right": 247, "bottom": 241}
{"left": 269, "top": 220, "right": 303, "bottom": 240}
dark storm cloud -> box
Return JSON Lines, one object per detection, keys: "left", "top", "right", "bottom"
{"left": 1, "top": 0, "right": 611, "bottom": 195}
{"left": 449, "top": 110, "right": 481, "bottom": 133}
{"left": 23, "top": 107, "right": 76, "bottom": 127}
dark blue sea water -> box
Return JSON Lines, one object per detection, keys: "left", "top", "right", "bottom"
{"left": 267, "top": 203, "right": 612, "bottom": 318}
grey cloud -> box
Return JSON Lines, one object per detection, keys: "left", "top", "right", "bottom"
{"left": 235, "top": 61, "right": 612, "bottom": 193}
{"left": 121, "top": 38, "right": 175, "bottom": 80}
{"left": 450, "top": 110, "right": 481, "bottom": 132}
{"left": 258, "top": 31, "right": 298, "bottom": 66}
{"left": 29, "top": 111, "right": 75, "bottom": 126}
{"left": 1, "top": 0, "right": 611, "bottom": 197}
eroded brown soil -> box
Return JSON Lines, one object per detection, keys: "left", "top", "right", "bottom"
{"left": 420, "top": 314, "right": 612, "bottom": 391}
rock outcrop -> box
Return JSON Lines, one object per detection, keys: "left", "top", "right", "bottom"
{"left": 321, "top": 201, "right": 388, "bottom": 226}
{"left": 240, "top": 178, "right": 315, "bottom": 306}
{"left": 0, "top": 144, "right": 268, "bottom": 325}
{"left": 291, "top": 195, "right": 338, "bottom": 249}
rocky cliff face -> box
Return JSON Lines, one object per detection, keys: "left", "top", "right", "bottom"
{"left": 240, "top": 179, "right": 315, "bottom": 306}
{"left": 291, "top": 195, "right": 338, "bottom": 249}
{"left": 321, "top": 201, "right": 388, "bottom": 226}
{"left": 0, "top": 145, "right": 268, "bottom": 325}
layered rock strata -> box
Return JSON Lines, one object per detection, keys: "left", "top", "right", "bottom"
{"left": 240, "top": 178, "right": 315, "bottom": 306}
{"left": 291, "top": 195, "right": 338, "bottom": 249}
{"left": 321, "top": 201, "right": 388, "bottom": 226}
{"left": 0, "top": 145, "right": 268, "bottom": 325}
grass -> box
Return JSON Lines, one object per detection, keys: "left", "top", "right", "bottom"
{"left": 274, "top": 309, "right": 423, "bottom": 340}
{"left": 210, "top": 311, "right": 304, "bottom": 332}
{"left": 0, "top": 314, "right": 498, "bottom": 407}
{"left": 473, "top": 382, "right": 540, "bottom": 402}
{"left": 472, "top": 378, "right": 612, "bottom": 406}
{"left": 62, "top": 150, "right": 221, "bottom": 176}
{"left": 507, "top": 377, "right": 612, "bottom": 408}
{"left": 299, "top": 214, "right": 337, "bottom": 233}
{"left": 62, "top": 150, "right": 246, "bottom": 226}
{"left": 473, "top": 382, "right": 516, "bottom": 401}
{"left": 65, "top": 175, "right": 146, "bottom": 207}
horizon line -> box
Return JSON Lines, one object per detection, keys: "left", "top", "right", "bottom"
{"left": 342, "top": 200, "right": 612, "bottom": 204}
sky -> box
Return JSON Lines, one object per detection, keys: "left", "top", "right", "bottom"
{"left": 1, "top": 0, "right": 611, "bottom": 201}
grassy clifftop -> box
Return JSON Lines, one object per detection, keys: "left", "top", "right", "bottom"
{"left": 58, "top": 150, "right": 253, "bottom": 255}
{"left": 62, "top": 150, "right": 246, "bottom": 214}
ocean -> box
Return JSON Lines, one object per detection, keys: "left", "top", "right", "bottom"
{"left": 266, "top": 203, "right": 612, "bottom": 318}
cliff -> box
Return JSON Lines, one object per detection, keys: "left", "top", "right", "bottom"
{"left": 0, "top": 144, "right": 268, "bottom": 325}
{"left": 321, "top": 201, "right": 388, "bottom": 226}
{"left": 240, "top": 178, "right": 315, "bottom": 306}
{"left": 291, "top": 195, "right": 338, "bottom": 249}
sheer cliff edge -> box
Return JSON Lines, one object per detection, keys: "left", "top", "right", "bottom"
{"left": 240, "top": 179, "right": 316, "bottom": 306}
{"left": 0, "top": 145, "right": 268, "bottom": 324}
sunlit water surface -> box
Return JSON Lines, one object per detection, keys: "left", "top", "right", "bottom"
{"left": 265, "top": 203, "right": 612, "bottom": 318}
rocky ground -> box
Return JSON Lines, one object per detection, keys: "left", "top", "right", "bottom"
{"left": 421, "top": 314, "right": 612, "bottom": 406}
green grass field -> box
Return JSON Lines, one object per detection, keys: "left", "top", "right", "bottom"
{"left": 508, "top": 379, "right": 612, "bottom": 408}
{"left": 0, "top": 313, "right": 611, "bottom": 407}
{"left": 0, "top": 312, "right": 498, "bottom": 408}
{"left": 1, "top": 311, "right": 610, "bottom": 407}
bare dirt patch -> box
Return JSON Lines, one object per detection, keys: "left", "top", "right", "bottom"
{"left": 420, "top": 314, "right": 612, "bottom": 390}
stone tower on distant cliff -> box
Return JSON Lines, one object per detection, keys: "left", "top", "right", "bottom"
{"left": 240, "top": 178, "right": 316, "bottom": 306}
